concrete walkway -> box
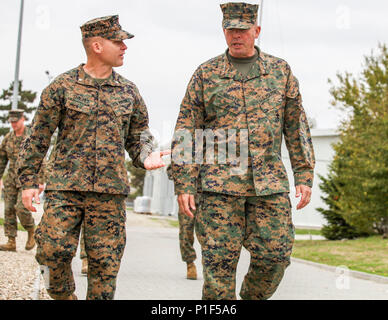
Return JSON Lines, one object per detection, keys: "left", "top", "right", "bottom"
{"left": 1, "top": 202, "right": 387, "bottom": 300}
{"left": 71, "top": 211, "right": 388, "bottom": 300}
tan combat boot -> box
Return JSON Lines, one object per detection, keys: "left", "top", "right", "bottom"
{"left": 64, "top": 293, "right": 78, "bottom": 300}
{"left": 187, "top": 262, "right": 197, "bottom": 280}
{"left": 25, "top": 227, "right": 36, "bottom": 251}
{"left": 0, "top": 237, "right": 16, "bottom": 252}
{"left": 81, "top": 258, "right": 88, "bottom": 275}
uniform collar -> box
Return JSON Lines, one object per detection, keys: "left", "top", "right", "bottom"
{"left": 221, "top": 46, "right": 269, "bottom": 80}
{"left": 75, "top": 64, "right": 123, "bottom": 87}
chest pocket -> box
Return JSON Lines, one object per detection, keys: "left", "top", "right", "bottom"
{"left": 65, "top": 94, "right": 93, "bottom": 116}
{"left": 112, "top": 99, "right": 133, "bottom": 133}
{"left": 259, "top": 89, "right": 283, "bottom": 112}
{"left": 206, "top": 91, "right": 243, "bottom": 121}
{"left": 258, "top": 89, "right": 285, "bottom": 126}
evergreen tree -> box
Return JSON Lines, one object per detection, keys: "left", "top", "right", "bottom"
{"left": 323, "top": 44, "right": 388, "bottom": 237}
{"left": 0, "top": 81, "right": 37, "bottom": 137}
{"left": 317, "top": 172, "right": 367, "bottom": 240}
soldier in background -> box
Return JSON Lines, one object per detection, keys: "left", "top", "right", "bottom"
{"left": 171, "top": 3, "right": 315, "bottom": 300}
{"left": 18, "top": 15, "right": 168, "bottom": 300}
{"left": 167, "top": 164, "right": 197, "bottom": 280}
{"left": 0, "top": 110, "right": 43, "bottom": 251}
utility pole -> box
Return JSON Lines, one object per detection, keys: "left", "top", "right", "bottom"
{"left": 11, "top": 0, "right": 25, "bottom": 110}
{"left": 257, "top": 0, "right": 264, "bottom": 47}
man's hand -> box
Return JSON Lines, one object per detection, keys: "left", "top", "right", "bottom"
{"left": 144, "top": 150, "right": 171, "bottom": 170}
{"left": 295, "top": 185, "right": 312, "bottom": 210}
{"left": 178, "top": 194, "right": 196, "bottom": 218}
{"left": 22, "top": 188, "right": 40, "bottom": 212}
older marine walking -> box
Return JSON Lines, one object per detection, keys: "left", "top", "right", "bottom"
{"left": 170, "top": 2, "right": 315, "bottom": 300}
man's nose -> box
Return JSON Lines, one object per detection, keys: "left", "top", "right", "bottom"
{"left": 232, "top": 30, "right": 241, "bottom": 38}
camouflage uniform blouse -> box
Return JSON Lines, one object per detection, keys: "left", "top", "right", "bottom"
{"left": 0, "top": 128, "right": 29, "bottom": 187}
{"left": 17, "top": 64, "right": 154, "bottom": 195}
{"left": 171, "top": 48, "right": 315, "bottom": 196}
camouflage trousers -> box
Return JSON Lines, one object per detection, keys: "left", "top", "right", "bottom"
{"left": 3, "top": 183, "right": 34, "bottom": 237}
{"left": 178, "top": 209, "right": 196, "bottom": 263}
{"left": 195, "top": 191, "right": 294, "bottom": 300}
{"left": 35, "top": 191, "right": 126, "bottom": 300}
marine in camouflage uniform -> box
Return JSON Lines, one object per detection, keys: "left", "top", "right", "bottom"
{"left": 167, "top": 164, "right": 197, "bottom": 280}
{"left": 17, "top": 15, "right": 166, "bottom": 300}
{"left": 0, "top": 110, "right": 38, "bottom": 252}
{"left": 171, "top": 3, "right": 315, "bottom": 300}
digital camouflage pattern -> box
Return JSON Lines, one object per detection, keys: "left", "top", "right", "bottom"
{"left": 167, "top": 163, "right": 197, "bottom": 263}
{"left": 2, "top": 184, "right": 34, "bottom": 237}
{"left": 80, "top": 15, "right": 134, "bottom": 40}
{"left": 221, "top": 2, "right": 259, "bottom": 30}
{"left": 0, "top": 128, "right": 30, "bottom": 187}
{"left": 18, "top": 63, "right": 153, "bottom": 300}
{"left": 178, "top": 209, "right": 196, "bottom": 263}
{"left": 35, "top": 191, "right": 126, "bottom": 300}
{"left": 0, "top": 128, "right": 35, "bottom": 237}
{"left": 195, "top": 192, "right": 294, "bottom": 300}
{"left": 17, "top": 64, "right": 154, "bottom": 195}
{"left": 171, "top": 47, "right": 315, "bottom": 196}
{"left": 171, "top": 41, "right": 314, "bottom": 300}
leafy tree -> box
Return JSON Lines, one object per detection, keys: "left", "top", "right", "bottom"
{"left": 0, "top": 81, "right": 37, "bottom": 137}
{"left": 323, "top": 44, "right": 388, "bottom": 237}
{"left": 126, "top": 159, "right": 146, "bottom": 201}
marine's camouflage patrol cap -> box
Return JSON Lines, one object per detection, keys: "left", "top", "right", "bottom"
{"left": 220, "top": 2, "right": 259, "bottom": 29}
{"left": 80, "top": 15, "right": 134, "bottom": 40}
{"left": 8, "top": 109, "right": 24, "bottom": 122}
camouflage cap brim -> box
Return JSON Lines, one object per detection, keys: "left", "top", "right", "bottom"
{"left": 8, "top": 109, "right": 24, "bottom": 122}
{"left": 106, "top": 30, "right": 134, "bottom": 41}
{"left": 223, "top": 19, "right": 253, "bottom": 30}
{"left": 80, "top": 15, "right": 134, "bottom": 40}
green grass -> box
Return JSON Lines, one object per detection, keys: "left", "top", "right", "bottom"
{"left": 150, "top": 217, "right": 179, "bottom": 228}
{"left": 294, "top": 228, "right": 322, "bottom": 236}
{"left": 0, "top": 218, "right": 26, "bottom": 231}
{"left": 292, "top": 235, "right": 388, "bottom": 277}
{"left": 167, "top": 219, "right": 179, "bottom": 228}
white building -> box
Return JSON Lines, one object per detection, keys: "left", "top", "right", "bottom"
{"left": 134, "top": 129, "right": 339, "bottom": 229}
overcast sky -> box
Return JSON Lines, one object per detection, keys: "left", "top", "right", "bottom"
{"left": 1, "top": 0, "right": 387, "bottom": 145}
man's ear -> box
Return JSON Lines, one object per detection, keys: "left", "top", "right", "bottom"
{"left": 255, "top": 26, "right": 261, "bottom": 38}
{"left": 91, "top": 40, "right": 103, "bottom": 54}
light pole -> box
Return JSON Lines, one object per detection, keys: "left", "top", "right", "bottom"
{"left": 11, "top": 0, "right": 25, "bottom": 111}
{"left": 257, "top": 0, "right": 264, "bottom": 47}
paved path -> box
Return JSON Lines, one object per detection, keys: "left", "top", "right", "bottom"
{"left": 1, "top": 202, "right": 387, "bottom": 300}
{"left": 71, "top": 211, "right": 388, "bottom": 300}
